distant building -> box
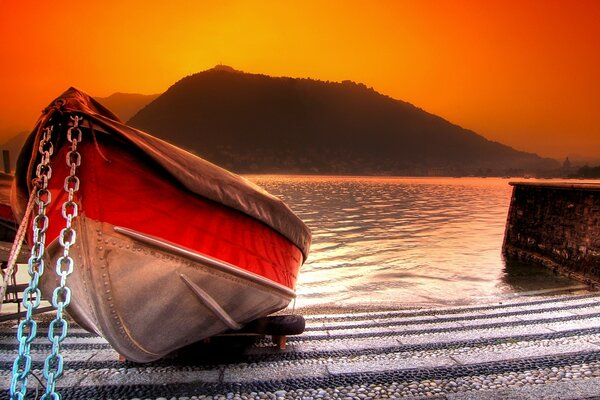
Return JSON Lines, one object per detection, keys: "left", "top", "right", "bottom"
{"left": 561, "top": 157, "right": 576, "bottom": 177}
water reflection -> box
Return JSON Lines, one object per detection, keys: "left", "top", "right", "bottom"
{"left": 248, "top": 176, "right": 586, "bottom": 308}
{"left": 499, "top": 258, "right": 581, "bottom": 294}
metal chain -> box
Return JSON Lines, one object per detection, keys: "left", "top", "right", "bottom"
{"left": 10, "top": 125, "right": 54, "bottom": 399}
{"left": 41, "top": 115, "right": 83, "bottom": 400}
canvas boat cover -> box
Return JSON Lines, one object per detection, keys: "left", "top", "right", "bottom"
{"left": 12, "top": 88, "right": 311, "bottom": 259}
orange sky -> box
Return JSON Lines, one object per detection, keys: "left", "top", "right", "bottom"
{"left": 1, "top": 0, "right": 599, "bottom": 160}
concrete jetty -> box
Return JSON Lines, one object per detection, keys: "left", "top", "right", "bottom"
{"left": 504, "top": 181, "right": 600, "bottom": 284}
{"left": 3, "top": 292, "right": 600, "bottom": 399}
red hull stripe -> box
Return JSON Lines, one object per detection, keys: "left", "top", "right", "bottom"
{"left": 39, "top": 138, "right": 302, "bottom": 289}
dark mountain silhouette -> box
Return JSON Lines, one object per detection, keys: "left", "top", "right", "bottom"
{"left": 95, "top": 92, "right": 160, "bottom": 122}
{"left": 0, "top": 131, "right": 28, "bottom": 172}
{"left": 128, "top": 67, "right": 557, "bottom": 176}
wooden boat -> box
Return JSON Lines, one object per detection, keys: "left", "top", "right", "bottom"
{"left": 11, "top": 88, "right": 311, "bottom": 362}
{"left": 0, "top": 173, "right": 18, "bottom": 244}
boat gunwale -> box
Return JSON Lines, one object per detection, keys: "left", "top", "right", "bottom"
{"left": 113, "top": 225, "right": 297, "bottom": 299}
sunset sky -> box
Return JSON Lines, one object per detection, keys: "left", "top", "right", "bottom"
{"left": 1, "top": 0, "right": 598, "bottom": 160}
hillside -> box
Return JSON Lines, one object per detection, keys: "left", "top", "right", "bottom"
{"left": 94, "top": 92, "right": 160, "bottom": 122}
{"left": 128, "top": 67, "right": 557, "bottom": 176}
{"left": 0, "top": 131, "right": 28, "bottom": 172}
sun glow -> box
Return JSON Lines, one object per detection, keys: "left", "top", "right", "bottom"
{"left": 1, "top": 0, "right": 599, "bottom": 159}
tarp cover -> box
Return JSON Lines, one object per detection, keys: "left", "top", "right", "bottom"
{"left": 12, "top": 88, "right": 311, "bottom": 259}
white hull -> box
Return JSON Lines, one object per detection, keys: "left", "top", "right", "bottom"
{"left": 40, "top": 215, "right": 295, "bottom": 362}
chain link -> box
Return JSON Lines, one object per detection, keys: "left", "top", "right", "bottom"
{"left": 10, "top": 115, "right": 84, "bottom": 399}
{"left": 10, "top": 125, "right": 54, "bottom": 399}
{"left": 41, "top": 115, "right": 83, "bottom": 400}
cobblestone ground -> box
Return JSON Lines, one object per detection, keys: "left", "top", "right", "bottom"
{"left": 3, "top": 292, "right": 600, "bottom": 399}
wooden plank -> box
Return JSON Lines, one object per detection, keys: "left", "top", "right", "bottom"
{"left": 0, "top": 240, "right": 29, "bottom": 263}
{"left": 0, "top": 305, "right": 54, "bottom": 322}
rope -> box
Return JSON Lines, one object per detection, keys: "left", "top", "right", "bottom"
{"left": 0, "top": 187, "right": 37, "bottom": 312}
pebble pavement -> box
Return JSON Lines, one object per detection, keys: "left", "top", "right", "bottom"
{"left": 3, "top": 292, "right": 600, "bottom": 399}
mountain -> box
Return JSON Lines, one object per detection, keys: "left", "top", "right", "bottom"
{"left": 94, "top": 92, "right": 160, "bottom": 122}
{"left": 128, "top": 67, "right": 557, "bottom": 176}
{"left": 0, "top": 131, "right": 28, "bottom": 172}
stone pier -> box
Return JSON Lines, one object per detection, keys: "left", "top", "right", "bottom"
{"left": 503, "top": 182, "right": 600, "bottom": 284}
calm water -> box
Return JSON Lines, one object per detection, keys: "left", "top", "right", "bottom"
{"left": 249, "top": 176, "right": 584, "bottom": 308}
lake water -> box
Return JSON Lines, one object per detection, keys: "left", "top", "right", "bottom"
{"left": 248, "top": 176, "right": 586, "bottom": 309}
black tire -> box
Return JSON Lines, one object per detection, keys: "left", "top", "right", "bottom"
{"left": 241, "top": 314, "right": 305, "bottom": 336}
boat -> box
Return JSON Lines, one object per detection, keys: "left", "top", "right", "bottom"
{"left": 0, "top": 172, "right": 21, "bottom": 312}
{"left": 0, "top": 172, "right": 17, "bottom": 244}
{"left": 11, "top": 88, "right": 311, "bottom": 362}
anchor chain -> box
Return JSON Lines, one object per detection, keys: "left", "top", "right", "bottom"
{"left": 41, "top": 115, "right": 83, "bottom": 400}
{"left": 10, "top": 114, "right": 84, "bottom": 399}
{"left": 10, "top": 125, "right": 55, "bottom": 399}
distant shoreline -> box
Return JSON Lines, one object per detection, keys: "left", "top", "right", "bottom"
{"left": 244, "top": 174, "right": 600, "bottom": 182}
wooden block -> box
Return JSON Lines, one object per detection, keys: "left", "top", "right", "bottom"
{"left": 272, "top": 335, "right": 287, "bottom": 350}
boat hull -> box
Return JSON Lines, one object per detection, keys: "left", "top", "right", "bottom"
{"left": 41, "top": 216, "right": 294, "bottom": 362}
{"left": 15, "top": 88, "right": 311, "bottom": 362}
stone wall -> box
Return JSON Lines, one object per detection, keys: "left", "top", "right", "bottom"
{"left": 503, "top": 182, "right": 600, "bottom": 283}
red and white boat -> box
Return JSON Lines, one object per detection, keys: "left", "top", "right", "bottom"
{"left": 12, "top": 88, "right": 311, "bottom": 362}
{"left": 0, "top": 173, "right": 18, "bottom": 244}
